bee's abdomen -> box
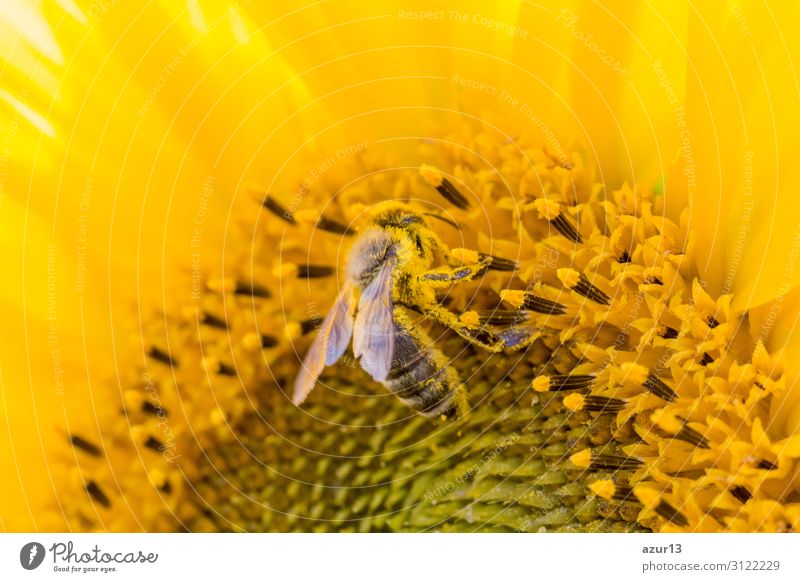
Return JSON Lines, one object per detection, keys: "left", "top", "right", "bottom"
{"left": 382, "top": 311, "right": 466, "bottom": 418}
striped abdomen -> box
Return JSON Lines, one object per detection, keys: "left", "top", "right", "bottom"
{"left": 381, "top": 309, "right": 466, "bottom": 418}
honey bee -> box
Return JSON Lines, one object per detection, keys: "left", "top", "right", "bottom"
{"left": 292, "top": 201, "right": 538, "bottom": 418}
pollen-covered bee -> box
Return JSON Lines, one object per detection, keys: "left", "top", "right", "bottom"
{"left": 291, "top": 201, "right": 540, "bottom": 418}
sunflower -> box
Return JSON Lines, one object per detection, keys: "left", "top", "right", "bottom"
{"left": 2, "top": 0, "right": 799, "bottom": 533}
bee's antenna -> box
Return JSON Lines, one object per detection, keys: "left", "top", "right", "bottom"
{"left": 423, "top": 212, "right": 461, "bottom": 231}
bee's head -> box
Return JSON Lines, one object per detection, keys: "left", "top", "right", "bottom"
{"left": 368, "top": 202, "right": 426, "bottom": 233}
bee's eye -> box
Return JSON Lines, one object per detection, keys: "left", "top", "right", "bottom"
{"left": 401, "top": 215, "right": 422, "bottom": 225}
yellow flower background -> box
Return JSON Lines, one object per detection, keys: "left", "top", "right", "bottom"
{"left": 2, "top": 0, "right": 800, "bottom": 532}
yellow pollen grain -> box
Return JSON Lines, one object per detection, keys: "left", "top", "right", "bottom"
{"left": 242, "top": 332, "right": 263, "bottom": 351}
{"left": 651, "top": 409, "right": 682, "bottom": 433}
{"left": 206, "top": 278, "right": 235, "bottom": 293}
{"left": 633, "top": 487, "right": 661, "bottom": 510}
{"left": 500, "top": 289, "right": 526, "bottom": 309}
{"left": 148, "top": 469, "right": 166, "bottom": 487}
{"left": 285, "top": 322, "right": 304, "bottom": 340}
{"left": 273, "top": 262, "right": 298, "bottom": 278}
{"left": 570, "top": 449, "right": 591, "bottom": 468}
{"left": 564, "top": 393, "right": 585, "bottom": 411}
{"left": 451, "top": 248, "right": 479, "bottom": 264}
{"left": 533, "top": 198, "right": 562, "bottom": 221}
{"left": 419, "top": 163, "right": 444, "bottom": 187}
{"left": 589, "top": 480, "right": 616, "bottom": 500}
{"left": 202, "top": 357, "right": 219, "bottom": 373}
{"left": 620, "top": 361, "right": 649, "bottom": 387}
{"left": 531, "top": 376, "right": 551, "bottom": 392}
{"left": 459, "top": 311, "right": 481, "bottom": 327}
{"left": 294, "top": 209, "right": 319, "bottom": 225}
{"left": 557, "top": 268, "right": 581, "bottom": 289}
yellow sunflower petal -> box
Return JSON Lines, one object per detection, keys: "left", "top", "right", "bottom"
{"left": 674, "top": 1, "right": 800, "bottom": 309}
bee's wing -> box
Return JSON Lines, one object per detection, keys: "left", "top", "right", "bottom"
{"left": 353, "top": 260, "right": 395, "bottom": 382}
{"left": 292, "top": 284, "right": 355, "bottom": 405}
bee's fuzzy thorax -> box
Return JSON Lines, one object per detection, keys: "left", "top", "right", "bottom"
{"left": 344, "top": 227, "right": 417, "bottom": 288}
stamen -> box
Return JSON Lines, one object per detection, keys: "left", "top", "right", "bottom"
{"left": 661, "top": 327, "right": 679, "bottom": 339}
{"left": 643, "top": 373, "right": 678, "bottom": 402}
{"left": 533, "top": 199, "right": 582, "bottom": 243}
{"left": 635, "top": 488, "right": 689, "bottom": 527}
{"left": 144, "top": 436, "right": 164, "bottom": 452}
{"left": 242, "top": 332, "right": 279, "bottom": 351}
{"left": 234, "top": 281, "right": 270, "bottom": 298}
{"left": 316, "top": 215, "right": 354, "bottom": 236}
{"left": 296, "top": 209, "right": 354, "bottom": 236}
{"left": 69, "top": 434, "right": 101, "bottom": 457}
{"left": 501, "top": 290, "right": 567, "bottom": 315}
{"left": 707, "top": 315, "right": 720, "bottom": 329}
{"left": 570, "top": 448, "right": 643, "bottom": 470}
{"left": 617, "top": 250, "right": 632, "bottom": 263}
{"left": 758, "top": 459, "right": 778, "bottom": 471}
{"left": 277, "top": 263, "right": 336, "bottom": 279}
{"left": 286, "top": 318, "right": 322, "bottom": 339}
{"left": 86, "top": 481, "right": 111, "bottom": 508}
{"left": 297, "top": 264, "right": 335, "bottom": 279}
{"left": 419, "top": 164, "right": 470, "bottom": 209}
{"left": 558, "top": 269, "right": 611, "bottom": 305}
{"left": 532, "top": 374, "right": 595, "bottom": 392}
{"left": 299, "top": 318, "right": 321, "bottom": 335}
{"left": 260, "top": 194, "right": 296, "bottom": 224}
{"left": 609, "top": 485, "right": 635, "bottom": 503}
{"left": 480, "top": 253, "right": 518, "bottom": 272}
{"left": 141, "top": 401, "right": 166, "bottom": 416}
{"left": 203, "top": 358, "right": 237, "bottom": 377}
{"left": 259, "top": 334, "right": 278, "bottom": 348}
{"left": 208, "top": 278, "right": 271, "bottom": 299}
{"left": 654, "top": 500, "right": 689, "bottom": 527}
{"left": 573, "top": 274, "right": 611, "bottom": 305}
{"left": 147, "top": 346, "right": 178, "bottom": 367}
{"left": 201, "top": 312, "right": 229, "bottom": 330}
{"left": 652, "top": 410, "right": 709, "bottom": 448}
{"left": 590, "top": 480, "right": 635, "bottom": 502}
{"left": 564, "top": 394, "right": 627, "bottom": 413}
{"left": 677, "top": 425, "right": 709, "bottom": 449}
{"left": 552, "top": 213, "right": 583, "bottom": 243}
{"left": 700, "top": 352, "right": 714, "bottom": 366}
{"left": 730, "top": 486, "right": 752, "bottom": 504}
{"left": 472, "top": 310, "right": 527, "bottom": 326}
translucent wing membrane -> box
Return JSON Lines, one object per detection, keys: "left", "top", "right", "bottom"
{"left": 353, "top": 261, "right": 395, "bottom": 382}
{"left": 292, "top": 284, "right": 355, "bottom": 405}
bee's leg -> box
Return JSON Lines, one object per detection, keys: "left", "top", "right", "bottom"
{"left": 418, "top": 256, "right": 494, "bottom": 288}
{"left": 423, "top": 304, "right": 541, "bottom": 353}
{"left": 423, "top": 247, "right": 518, "bottom": 285}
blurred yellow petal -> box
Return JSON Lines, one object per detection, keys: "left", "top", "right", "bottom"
{"left": 672, "top": 1, "right": 800, "bottom": 309}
